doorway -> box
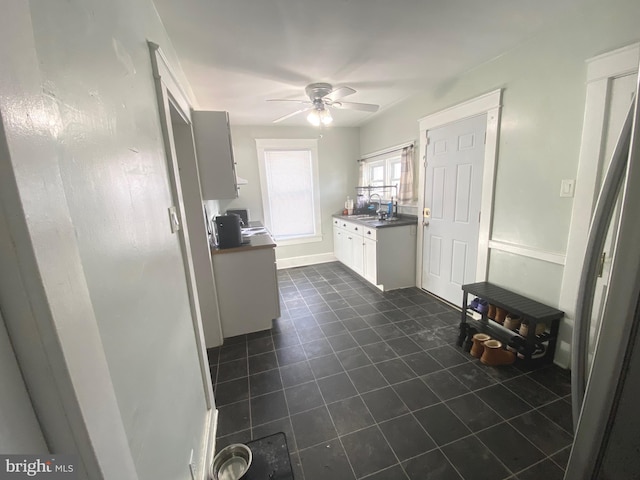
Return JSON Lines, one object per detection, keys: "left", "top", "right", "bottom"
{"left": 416, "top": 90, "right": 502, "bottom": 307}
{"left": 420, "top": 114, "right": 487, "bottom": 305}
{"left": 557, "top": 43, "right": 640, "bottom": 369}
{"left": 587, "top": 72, "right": 637, "bottom": 372}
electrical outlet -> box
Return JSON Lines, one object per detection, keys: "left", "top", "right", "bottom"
{"left": 188, "top": 449, "right": 196, "bottom": 480}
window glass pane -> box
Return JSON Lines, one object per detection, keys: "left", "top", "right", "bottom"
{"left": 264, "top": 149, "right": 315, "bottom": 238}
{"left": 371, "top": 165, "right": 384, "bottom": 181}
{"left": 391, "top": 160, "right": 401, "bottom": 181}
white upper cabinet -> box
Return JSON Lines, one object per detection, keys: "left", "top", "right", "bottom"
{"left": 192, "top": 110, "right": 239, "bottom": 200}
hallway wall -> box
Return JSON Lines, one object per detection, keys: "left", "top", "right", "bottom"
{"left": 0, "top": 0, "right": 212, "bottom": 478}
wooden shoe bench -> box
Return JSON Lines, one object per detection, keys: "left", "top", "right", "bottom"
{"left": 460, "top": 281, "right": 564, "bottom": 364}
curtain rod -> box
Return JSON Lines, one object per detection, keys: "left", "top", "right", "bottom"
{"left": 358, "top": 141, "right": 415, "bottom": 162}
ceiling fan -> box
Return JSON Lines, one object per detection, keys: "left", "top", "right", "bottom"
{"left": 267, "top": 83, "right": 379, "bottom": 125}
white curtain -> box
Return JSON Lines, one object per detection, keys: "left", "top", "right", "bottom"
{"left": 357, "top": 160, "right": 366, "bottom": 187}
{"left": 398, "top": 145, "right": 414, "bottom": 204}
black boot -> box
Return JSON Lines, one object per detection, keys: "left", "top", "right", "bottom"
{"left": 462, "top": 327, "right": 478, "bottom": 352}
{"left": 456, "top": 322, "right": 469, "bottom": 347}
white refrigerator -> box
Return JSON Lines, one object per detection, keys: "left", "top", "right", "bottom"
{"left": 566, "top": 67, "right": 640, "bottom": 478}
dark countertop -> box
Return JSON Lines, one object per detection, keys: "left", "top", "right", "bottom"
{"left": 210, "top": 221, "right": 276, "bottom": 255}
{"left": 333, "top": 212, "right": 418, "bottom": 229}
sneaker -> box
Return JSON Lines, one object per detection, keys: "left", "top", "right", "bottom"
{"left": 476, "top": 299, "right": 489, "bottom": 314}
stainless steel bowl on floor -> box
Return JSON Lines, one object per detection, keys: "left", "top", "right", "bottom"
{"left": 210, "top": 444, "right": 252, "bottom": 480}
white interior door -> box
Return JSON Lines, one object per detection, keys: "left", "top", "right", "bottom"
{"left": 421, "top": 114, "right": 486, "bottom": 305}
{"left": 588, "top": 72, "right": 637, "bottom": 373}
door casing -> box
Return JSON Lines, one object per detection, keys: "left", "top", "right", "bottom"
{"left": 557, "top": 43, "right": 640, "bottom": 369}
{"left": 416, "top": 90, "right": 503, "bottom": 297}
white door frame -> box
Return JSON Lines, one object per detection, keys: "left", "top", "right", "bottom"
{"left": 416, "top": 89, "right": 503, "bottom": 292}
{"left": 556, "top": 43, "right": 640, "bottom": 368}
{"left": 149, "top": 42, "right": 218, "bottom": 475}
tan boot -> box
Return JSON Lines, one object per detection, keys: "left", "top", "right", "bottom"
{"left": 480, "top": 339, "right": 516, "bottom": 366}
{"left": 504, "top": 314, "right": 521, "bottom": 330}
{"left": 470, "top": 333, "right": 491, "bottom": 358}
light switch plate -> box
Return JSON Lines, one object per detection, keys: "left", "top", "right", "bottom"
{"left": 169, "top": 206, "right": 180, "bottom": 233}
{"left": 560, "top": 179, "right": 575, "bottom": 198}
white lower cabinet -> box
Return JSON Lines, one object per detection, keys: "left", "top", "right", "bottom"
{"left": 212, "top": 246, "right": 280, "bottom": 337}
{"left": 333, "top": 218, "right": 416, "bottom": 290}
{"left": 363, "top": 236, "right": 377, "bottom": 284}
{"left": 333, "top": 227, "right": 345, "bottom": 264}
{"left": 347, "top": 233, "right": 364, "bottom": 276}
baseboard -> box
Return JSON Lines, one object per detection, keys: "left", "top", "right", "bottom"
{"left": 276, "top": 253, "right": 337, "bottom": 269}
{"left": 200, "top": 408, "right": 218, "bottom": 480}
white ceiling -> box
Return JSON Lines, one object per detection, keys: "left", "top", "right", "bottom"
{"left": 153, "top": 0, "right": 587, "bottom": 126}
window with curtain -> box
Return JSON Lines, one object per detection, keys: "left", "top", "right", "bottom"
{"left": 256, "top": 139, "right": 322, "bottom": 244}
{"left": 359, "top": 145, "right": 414, "bottom": 203}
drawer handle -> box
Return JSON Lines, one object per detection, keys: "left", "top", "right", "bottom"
{"left": 354, "top": 227, "right": 358, "bottom": 231}
{"left": 343, "top": 223, "right": 346, "bottom": 227}
{"left": 367, "top": 230, "right": 372, "bottom": 234}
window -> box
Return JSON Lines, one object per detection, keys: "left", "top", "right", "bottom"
{"left": 256, "top": 139, "right": 322, "bottom": 244}
{"left": 362, "top": 152, "right": 402, "bottom": 200}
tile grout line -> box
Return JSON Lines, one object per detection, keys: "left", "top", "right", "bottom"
{"left": 217, "top": 264, "right": 573, "bottom": 478}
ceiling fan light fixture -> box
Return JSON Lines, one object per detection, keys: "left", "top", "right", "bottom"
{"left": 306, "top": 109, "right": 321, "bottom": 126}
{"left": 320, "top": 108, "right": 333, "bottom": 125}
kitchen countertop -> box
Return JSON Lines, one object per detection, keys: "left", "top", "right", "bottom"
{"left": 210, "top": 222, "right": 276, "bottom": 255}
{"left": 333, "top": 213, "right": 418, "bottom": 229}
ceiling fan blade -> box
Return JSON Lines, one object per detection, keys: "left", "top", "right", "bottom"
{"left": 266, "top": 98, "right": 311, "bottom": 104}
{"left": 325, "top": 86, "right": 356, "bottom": 102}
{"left": 332, "top": 101, "right": 379, "bottom": 112}
{"left": 272, "top": 108, "right": 311, "bottom": 123}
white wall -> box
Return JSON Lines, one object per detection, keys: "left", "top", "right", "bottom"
{"left": 359, "top": 0, "right": 640, "bottom": 306}
{"left": 0, "top": 311, "right": 48, "bottom": 454}
{"left": 0, "top": 1, "right": 211, "bottom": 478}
{"left": 219, "top": 125, "right": 360, "bottom": 265}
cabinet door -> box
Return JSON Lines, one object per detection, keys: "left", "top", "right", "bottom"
{"left": 342, "top": 230, "right": 353, "bottom": 267}
{"left": 363, "top": 237, "right": 377, "bottom": 284}
{"left": 192, "top": 110, "right": 238, "bottom": 200}
{"left": 333, "top": 225, "right": 345, "bottom": 264}
{"left": 349, "top": 233, "right": 364, "bottom": 276}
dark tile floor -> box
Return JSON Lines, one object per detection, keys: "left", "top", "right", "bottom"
{"left": 208, "top": 262, "right": 573, "bottom": 480}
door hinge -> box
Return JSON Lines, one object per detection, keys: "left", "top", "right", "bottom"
{"left": 478, "top": 211, "right": 481, "bottom": 223}
{"left": 426, "top": 136, "right": 431, "bottom": 145}
{"left": 597, "top": 252, "right": 606, "bottom": 277}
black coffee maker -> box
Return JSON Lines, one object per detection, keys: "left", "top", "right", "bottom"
{"left": 215, "top": 214, "right": 242, "bottom": 249}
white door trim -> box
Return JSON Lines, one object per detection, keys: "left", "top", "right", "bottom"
{"left": 556, "top": 43, "right": 640, "bottom": 368}
{"left": 149, "top": 43, "right": 218, "bottom": 479}
{"left": 149, "top": 42, "right": 214, "bottom": 410}
{"left": 416, "top": 89, "right": 502, "bottom": 290}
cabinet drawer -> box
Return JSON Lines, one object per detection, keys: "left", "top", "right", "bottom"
{"left": 362, "top": 226, "right": 377, "bottom": 241}
{"left": 344, "top": 221, "right": 363, "bottom": 236}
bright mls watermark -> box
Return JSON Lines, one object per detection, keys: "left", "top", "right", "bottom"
{"left": 0, "top": 456, "right": 76, "bottom": 479}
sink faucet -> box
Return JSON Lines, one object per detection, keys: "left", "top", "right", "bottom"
{"left": 368, "top": 193, "right": 386, "bottom": 219}
{"left": 368, "top": 193, "right": 382, "bottom": 211}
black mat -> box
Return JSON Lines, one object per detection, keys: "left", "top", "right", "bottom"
{"left": 244, "top": 432, "right": 294, "bottom": 479}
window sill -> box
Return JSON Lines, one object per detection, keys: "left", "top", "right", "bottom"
{"left": 274, "top": 234, "right": 323, "bottom": 247}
